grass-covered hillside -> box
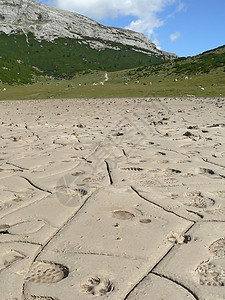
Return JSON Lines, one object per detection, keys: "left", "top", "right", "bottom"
{"left": 0, "top": 33, "right": 165, "bottom": 84}
{"left": 127, "top": 45, "right": 225, "bottom": 80}
{"left": 0, "top": 39, "right": 224, "bottom": 99}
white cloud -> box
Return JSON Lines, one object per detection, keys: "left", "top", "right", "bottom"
{"left": 54, "top": 0, "right": 184, "bottom": 38}
{"left": 170, "top": 32, "right": 181, "bottom": 42}
{"left": 152, "top": 38, "right": 161, "bottom": 49}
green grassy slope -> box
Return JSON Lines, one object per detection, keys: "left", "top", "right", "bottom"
{"left": 0, "top": 33, "right": 164, "bottom": 84}
{"left": 0, "top": 40, "right": 224, "bottom": 99}
{"left": 127, "top": 45, "right": 225, "bottom": 80}
{"left": 0, "top": 70, "right": 224, "bottom": 100}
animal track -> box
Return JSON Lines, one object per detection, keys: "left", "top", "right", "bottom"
{"left": 196, "top": 260, "right": 225, "bottom": 286}
{"left": 81, "top": 276, "right": 114, "bottom": 296}
{"left": 166, "top": 232, "right": 189, "bottom": 245}
{"left": 112, "top": 210, "right": 135, "bottom": 220}
{"left": 26, "top": 261, "right": 69, "bottom": 283}
{"left": 186, "top": 192, "right": 215, "bottom": 208}
{"left": 209, "top": 239, "right": 225, "bottom": 258}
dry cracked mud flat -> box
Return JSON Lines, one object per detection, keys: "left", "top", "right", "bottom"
{"left": 0, "top": 97, "right": 225, "bottom": 300}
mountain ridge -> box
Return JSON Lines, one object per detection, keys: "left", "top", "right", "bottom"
{"left": 0, "top": 0, "right": 177, "bottom": 59}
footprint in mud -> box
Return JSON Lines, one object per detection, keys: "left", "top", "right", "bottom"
{"left": 209, "top": 238, "right": 225, "bottom": 258}
{"left": 56, "top": 185, "right": 88, "bottom": 207}
{"left": 196, "top": 260, "right": 225, "bottom": 286}
{"left": 0, "top": 250, "right": 25, "bottom": 271}
{"left": 198, "top": 167, "right": 215, "bottom": 175}
{"left": 196, "top": 238, "right": 225, "bottom": 286}
{"left": 56, "top": 186, "right": 88, "bottom": 197}
{"left": 27, "top": 296, "right": 60, "bottom": 300}
{"left": 185, "top": 192, "right": 215, "bottom": 209}
{"left": 26, "top": 261, "right": 69, "bottom": 283}
{"left": 162, "top": 177, "right": 181, "bottom": 187}
{"left": 112, "top": 210, "right": 135, "bottom": 220}
{"left": 212, "top": 191, "right": 225, "bottom": 198}
{"left": 71, "top": 171, "right": 85, "bottom": 177}
{"left": 83, "top": 173, "right": 105, "bottom": 183}
{"left": 0, "top": 224, "right": 10, "bottom": 234}
{"left": 197, "top": 167, "right": 224, "bottom": 179}
{"left": 166, "top": 168, "right": 182, "bottom": 174}
{"left": 121, "top": 167, "right": 144, "bottom": 172}
{"left": 55, "top": 174, "right": 90, "bottom": 207}
{"left": 75, "top": 188, "right": 87, "bottom": 196}
{"left": 81, "top": 276, "right": 114, "bottom": 296}
{"left": 139, "top": 218, "right": 151, "bottom": 224}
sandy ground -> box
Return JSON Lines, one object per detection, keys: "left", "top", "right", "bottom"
{"left": 0, "top": 97, "right": 225, "bottom": 300}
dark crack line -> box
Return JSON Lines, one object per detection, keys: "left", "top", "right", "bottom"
{"left": 22, "top": 193, "right": 94, "bottom": 299}
{"left": 81, "top": 156, "right": 92, "bottom": 163}
{"left": 6, "top": 162, "right": 29, "bottom": 170}
{"left": 151, "top": 222, "right": 196, "bottom": 272}
{"left": 152, "top": 125, "right": 161, "bottom": 135}
{"left": 0, "top": 240, "right": 41, "bottom": 246}
{"left": 131, "top": 186, "right": 193, "bottom": 222}
{"left": 122, "top": 149, "right": 128, "bottom": 158}
{"left": 123, "top": 222, "right": 196, "bottom": 300}
{"left": 104, "top": 160, "right": 113, "bottom": 185}
{"left": 186, "top": 209, "right": 204, "bottom": 219}
{"left": 207, "top": 123, "right": 225, "bottom": 128}
{"left": 160, "top": 147, "right": 190, "bottom": 158}
{"left": 72, "top": 251, "right": 139, "bottom": 260}
{"left": 20, "top": 176, "right": 52, "bottom": 194}
{"left": 202, "top": 158, "right": 225, "bottom": 169}
{"left": 201, "top": 219, "right": 225, "bottom": 223}
{"left": 123, "top": 245, "right": 175, "bottom": 300}
{"left": 151, "top": 272, "right": 199, "bottom": 300}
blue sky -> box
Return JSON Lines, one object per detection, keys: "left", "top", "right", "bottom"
{"left": 39, "top": 0, "right": 225, "bottom": 57}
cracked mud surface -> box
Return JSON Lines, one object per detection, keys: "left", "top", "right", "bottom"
{"left": 0, "top": 97, "right": 225, "bottom": 300}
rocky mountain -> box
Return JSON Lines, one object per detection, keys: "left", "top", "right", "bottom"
{"left": 0, "top": 0, "right": 177, "bottom": 59}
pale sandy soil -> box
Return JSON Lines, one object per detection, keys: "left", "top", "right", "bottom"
{"left": 0, "top": 97, "right": 225, "bottom": 300}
